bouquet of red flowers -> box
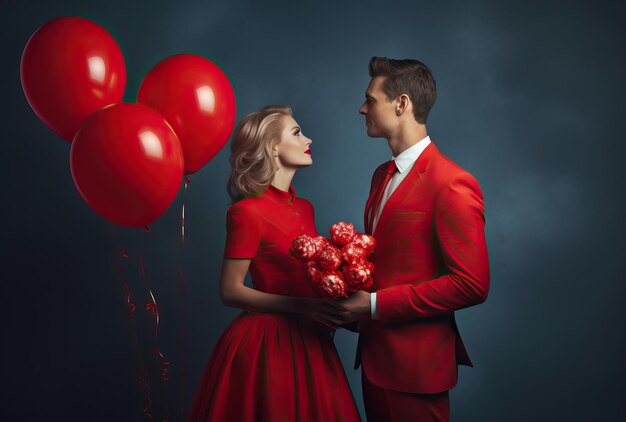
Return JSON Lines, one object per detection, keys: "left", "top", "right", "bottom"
{"left": 290, "top": 222, "right": 376, "bottom": 298}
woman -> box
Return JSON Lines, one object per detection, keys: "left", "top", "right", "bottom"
{"left": 189, "top": 105, "right": 361, "bottom": 421}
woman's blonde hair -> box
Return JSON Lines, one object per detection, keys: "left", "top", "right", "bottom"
{"left": 227, "top": 105, "right": 292, "bottom": 202}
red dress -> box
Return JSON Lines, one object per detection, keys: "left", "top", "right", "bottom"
{"left": 189, "top": 184, "right": 361, "bottom": 422}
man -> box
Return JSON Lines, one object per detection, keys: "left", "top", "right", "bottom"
{"left": 338, "top": 57, "right": 490, "bottom": 421}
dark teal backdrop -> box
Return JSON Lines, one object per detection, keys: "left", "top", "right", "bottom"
{"left": 2, "top": 0, "right": 625, "bottom": 420}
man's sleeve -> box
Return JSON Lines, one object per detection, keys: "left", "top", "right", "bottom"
{"left": 375, "top": 174, "right": 490, "bottom": 322}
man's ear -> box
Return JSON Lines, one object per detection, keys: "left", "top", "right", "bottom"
{"left": 396, "top": 94, "right": 411, "bottom": 116}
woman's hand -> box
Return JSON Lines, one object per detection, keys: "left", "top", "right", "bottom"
{"left": 296, "top": 297, "right": 347, "bottom": 330}
{"left": 220, "top": 259, "right": 347, "bottom": 329}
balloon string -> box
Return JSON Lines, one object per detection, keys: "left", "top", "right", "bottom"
{"left": 140, "top": 367, "right": 154, "bottom": 419}
{"left": 138, "top": 227, "right": 172, "bottom": 421}
{"left": 137, "top": 234, "right": 155, "bottom": 419}
{"left": 111, "top": 232, "right": 136, "bottom": 319}
{"left": 106, "top": 224, "right": 146, "bottom": 417}
{"left": 178, "top": 176, "right": 191, "bottom": 420}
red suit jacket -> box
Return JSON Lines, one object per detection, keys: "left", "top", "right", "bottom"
{"left": 356, "top": 141, "right": 490, "bottom": 394}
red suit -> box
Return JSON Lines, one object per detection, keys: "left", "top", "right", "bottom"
{"left": 357, "top": 141, "right": 490, "bottom": 397}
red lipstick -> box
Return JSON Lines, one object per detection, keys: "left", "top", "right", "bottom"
{"left": 305, "top": 149, "right": 311, "bottom": 155}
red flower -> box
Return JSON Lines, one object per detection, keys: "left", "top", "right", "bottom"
{"left": 310, "top": 235, "right": 330, "bottom": 257}
{"left": 329, "top": 222, "right": 357, "bottom": 246}
{"left": 352, "top": 233, "right": 377, "bottom": 252}
{"left": 290, "top": 234, "right": 317, "bottom": 261}
{"left": 305, "top": 261, "right": 324, "bottom": 284}
{"left": 343, "top": 261, "right": 374, "bottom": 292}
{"left": 341, "top": 242, "right": 368, "bottom": 265}
{"left": 315, "top": 244, "right": 342, "bottom": 271}
{"left": 316, "top": 271, "right": 348, "bottom": 299}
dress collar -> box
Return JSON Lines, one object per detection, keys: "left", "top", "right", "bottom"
{"left": 267, "top": 183, "right": 297, "bottom": 205}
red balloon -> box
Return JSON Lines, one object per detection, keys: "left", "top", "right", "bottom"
{"left": 137, "top": 54, "right": 236, "bottom": 174}
{"left": 70, "top": 103, "right": 184, "bottom": 228}
{"left": 20, "top": 16, "right": 126, "bottom": 142}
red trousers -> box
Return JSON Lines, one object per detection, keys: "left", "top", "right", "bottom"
{"left": 361, "top": 370, "right": 450, "bottom": 422}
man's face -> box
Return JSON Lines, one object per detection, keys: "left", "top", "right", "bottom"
{"left": 358, "top": 76, "right": 397, "bottom": 138}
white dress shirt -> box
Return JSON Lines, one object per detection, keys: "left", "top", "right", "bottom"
{"left": 370, "top": 136, "right": 431, "bottom": 319}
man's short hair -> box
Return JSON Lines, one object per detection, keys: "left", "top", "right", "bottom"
{"left": 368, "top": 56, "right": 437, "bottom": 124}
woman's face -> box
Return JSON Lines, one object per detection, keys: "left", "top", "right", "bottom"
{"left": 274, "top": 115, "right": 313, "bottom": 168}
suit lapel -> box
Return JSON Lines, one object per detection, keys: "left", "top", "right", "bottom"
{"left": 372, "top": 143, "right": 439, "bottom": 238}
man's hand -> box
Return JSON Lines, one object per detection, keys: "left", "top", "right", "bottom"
{"left": 337, "top": 290, "right": 371, "bottom": 323}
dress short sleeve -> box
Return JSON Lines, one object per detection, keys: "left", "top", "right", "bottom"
{"left": 223, "top": 203, "right": 262, "bottom": 259}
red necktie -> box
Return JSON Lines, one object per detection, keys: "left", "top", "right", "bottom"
{"left": 368, "top": 160, "right": 398, "bottom": 233}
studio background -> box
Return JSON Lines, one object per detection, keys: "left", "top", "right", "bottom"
{"left": 2, "top": 0, "right": 624, "bottom": 420}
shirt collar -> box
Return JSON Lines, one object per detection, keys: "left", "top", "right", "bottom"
{"left": 267, "top": 183, "right": 297, "bottom": 205}
{"left": 392, "top": 136, "right": 431, "bottom": 174}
